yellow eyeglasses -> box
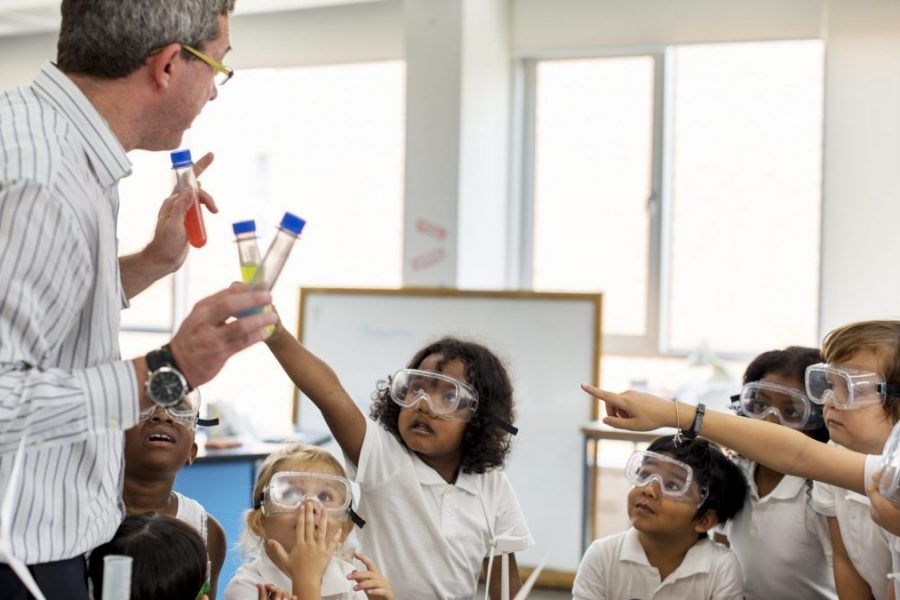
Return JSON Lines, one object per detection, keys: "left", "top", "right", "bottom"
{"left": 150, "top": 44, "right": 234, "bottom": 87}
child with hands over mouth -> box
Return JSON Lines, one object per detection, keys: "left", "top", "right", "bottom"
{"left": 225, "top": 444, "right": 393, "bottom": 600}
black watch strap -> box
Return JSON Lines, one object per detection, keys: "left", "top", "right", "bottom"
{"left": 146, "top": 344, "right": 193, "bottom": 391}
{"left": 683, "top": 403, "right": 706, "bottom": 440}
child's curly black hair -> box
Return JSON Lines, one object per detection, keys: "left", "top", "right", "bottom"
{"left": 369, "top": 337, "right": 515, "bottom": 474}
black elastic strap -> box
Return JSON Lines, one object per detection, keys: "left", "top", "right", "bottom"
{"left": 349, "top": 507, "right": 366, "bottom": 529}
{"left": 486, "top": 413, "right": 518, "bottom": 436}
{"left": 196, "top": 417, "right": 219, "bottom": 427}
{"left": 884, "top": 384, "right": 900, "bottom": 397}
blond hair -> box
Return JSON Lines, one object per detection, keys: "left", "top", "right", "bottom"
{"left": 822, "top": 319, "right": 900, "bottom": 421}
{"left": 240, "top": 443, "right": 348, "bottom": 556}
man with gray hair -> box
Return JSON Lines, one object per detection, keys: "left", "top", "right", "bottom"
{"left": 0, "top": 1, "right": 276, "bottom": 598}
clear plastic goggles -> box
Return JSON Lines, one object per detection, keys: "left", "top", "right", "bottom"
{"left": 879, "top": 422, "right": 900, "bottom": 505}
{"left": 805, "top": 363, "right": 900, "bottom": 410}
{"left": 729, "top": 382, "right": 823, "bottom": 430}
{"left": 624, "top": 450, "right": 708, "bottom": 505}
{"left": 261, "top": 471, "right": 353, "bottom": 517}
{"left": 389, "top": 368, "right": 479, "bottom": 421}
{"left": 138, "top": 390, "right": 202, "bottom": 429}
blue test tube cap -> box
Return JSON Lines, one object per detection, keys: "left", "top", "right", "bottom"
{"left": 170, "top": 149, "right": 193, "bottom": 168}
{"left": 232, "top": 220, "right": 257, "bottom": 236}
{"left": 280, "top": 212, "right": 306, "bottom": 235}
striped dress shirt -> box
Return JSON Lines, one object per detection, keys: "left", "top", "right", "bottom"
{"left": 0, "top": 62, "right": 141, "bottom": 564}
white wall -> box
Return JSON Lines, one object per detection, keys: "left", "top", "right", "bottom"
{"left": 4, "top": 0, "right": 900, "bottom": 339}
{"left": 818, "top": 2, "right": 900, "bottom": 334}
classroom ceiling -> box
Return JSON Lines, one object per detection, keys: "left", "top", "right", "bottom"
{"left": 0, "top": 0, "right": 383, "bottom": 37}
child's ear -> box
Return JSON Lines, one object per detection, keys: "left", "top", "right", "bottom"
{"left": 693, "top": 509, "right": 720, "bottom": 534}
{"left": 187, "top": 442, "right": 198, "bottom": 466}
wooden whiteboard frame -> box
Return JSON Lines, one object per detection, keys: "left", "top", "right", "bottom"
{"left": 293, "top": 287, "right": 603, "bottom": 423}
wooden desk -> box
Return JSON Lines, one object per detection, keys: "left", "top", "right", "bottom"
{"left": 580, "top": 422, "right": 675, "bottom": 553}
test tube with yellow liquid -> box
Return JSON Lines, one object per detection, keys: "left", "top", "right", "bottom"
{"left": 233, "top": 220, "right": 261, "bottom": 283}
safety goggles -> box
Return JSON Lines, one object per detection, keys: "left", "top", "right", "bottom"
{"left": 137, "top": 390, "right": 218, "bottom": 430}
{"left": 805, "top": 363, "right": 900, "bottom": 410}
{"left": 389, "top": 369, "right": 479, "bottom": 421}
{"left": 729, "top": 381, "right": 823, "bottom": 430}
{"left": 257, "top": 471, "right": 365, "bottom": 528}
{"left": 879, "top": 422, "right": 900, "bottom": 504}
{"left": 624, "top": 450, "right": 708, "bottom": 505}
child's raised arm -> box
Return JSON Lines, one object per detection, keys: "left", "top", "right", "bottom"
{"left": 583, "top": 384, "right": 869, "bottom": 494}
{"left": 267, "top": 316, "right": 366, "bottom": 465}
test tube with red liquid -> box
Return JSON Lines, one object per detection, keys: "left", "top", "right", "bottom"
{"left": 170, "top": 149, "right": 207, "bottom": 248}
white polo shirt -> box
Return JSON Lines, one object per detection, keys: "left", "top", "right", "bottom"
{"left": 573, "top": 528, "right": 743, "bottom": 600}
{"left": 861, "top": 453, "right": 899, "bottom": 600}
{"left": 720, "top": 458, "right": 836, "bottom": 600}
{"left": 224, "top": 548, "right": 365, "bottom": 600}
{"left": 813, "top": 463, "right": 892, "bottom": 600}
{"left": 346, "top": 418, "right": 533, "bottom": 600}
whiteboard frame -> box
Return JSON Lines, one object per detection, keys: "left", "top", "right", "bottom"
{"left": 293, "top": 287, "right": 603, "bottom": 423}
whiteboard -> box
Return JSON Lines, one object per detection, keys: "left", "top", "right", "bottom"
{"left": 295, "top": 288, "right": 602, "bottom": 573}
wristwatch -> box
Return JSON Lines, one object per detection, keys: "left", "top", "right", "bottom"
{"left": 145, "top": 344, "right": 191, "bottom": 407}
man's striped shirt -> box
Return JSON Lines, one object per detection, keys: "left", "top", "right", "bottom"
{"left": 0, "top": 62, "right": 140, "bottom": 564}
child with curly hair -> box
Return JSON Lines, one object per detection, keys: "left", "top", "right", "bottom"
{"left": 266, "top": 320, "right": 532, "bottom": 600}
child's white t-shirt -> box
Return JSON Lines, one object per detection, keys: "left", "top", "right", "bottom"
{"left": 345, "top": 418, "right": 533, "bottom": 600}
{"left": 572, "top": 528, "right": 743, "bottom": 600}
{"left": 224, "top": 547, "right": 365, "bottom": 600}
{"left": 812, "top": 457, "right": 892, "bottom": 600}
{"left": 719, "top": 458, "right": 836, "bottom": 600}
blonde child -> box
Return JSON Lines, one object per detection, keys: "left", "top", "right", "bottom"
{"left": 574, "top": 435, "right": 747, "bottom": 599}
{"left": 585, "top": 320, "right": 900, "bottom": 600}
{"left": 715, "top": 346, "right": 836, "bottom": 599}
{"left": 225, "top": 444, "right": 393, "bottom": 600}
{"left": 266, "top": 323, "right": 533, "bottom": 600}
{"left": 123, "top": 393, "right": 226, "bottom": 598}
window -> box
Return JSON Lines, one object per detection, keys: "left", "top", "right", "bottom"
{"left": 118, "top": 61, "right": 405, "bottom": 433}
{"left": 523, "top": 40, "right": 824, "bottom": 391}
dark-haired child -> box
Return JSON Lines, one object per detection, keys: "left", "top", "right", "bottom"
{"left": 573, "top": 436, "right": 747, "bottom": 600}
{"left": 715, "top": 346, "right": 837, "bottom": 600}
{"left": 266, "top": 321, "right": 532, "bottom": 600}
{"left": 88, "top": 513, "right": 210, "bottom": 600}
{"left": 123, "top": 398, "right": 226, "bottom": 598}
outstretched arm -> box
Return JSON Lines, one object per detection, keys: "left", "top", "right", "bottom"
{"left": 583, "top": 385, "right": 868, "bottom": 495}
{"left": 266, "top": 319, "right": 366, "bottom": 465}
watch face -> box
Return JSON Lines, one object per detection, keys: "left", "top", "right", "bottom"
{"left": 148, "top": 367, "right": 187, "bottom": 407}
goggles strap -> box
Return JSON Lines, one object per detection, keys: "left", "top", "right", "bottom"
{"left": 485, "top": 412, "right": 518, "bottom": 436}
{"left": 884, "top": 384, "right": 900, "bottom": 397}
{"left": 349, "top": 506, "right": 366, "bottom": 529}
{"left": 196, "top": 417, "right": 219, "bottom": 427}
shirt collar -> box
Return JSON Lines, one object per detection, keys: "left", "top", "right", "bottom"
{"left": 620, "top": 528, "right": 717, "bottom": 580}
{"left": 744, "top": 460, "right": 807, "bottom": 501}
{"left": 31, "top": 62, "right": 132, "bottom": 187}
{"left": 411, "top": 453, "right": 479, "bottom": 496}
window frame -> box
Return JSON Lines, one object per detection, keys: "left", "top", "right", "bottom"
{"left": 516, "top": 43, "right": 823, "bottom": 361}
{"left": 517, "top": 47, "right": 667, "bottom": 357}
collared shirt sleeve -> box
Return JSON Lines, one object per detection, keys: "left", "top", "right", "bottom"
{"left": 0, "top": 179, "right": 139, "bottom": 453}
{"left": 346, "top": 418, "right": 405, "bottom": 487}
{"left": 488, "top": 471, "right": 534, "bottom": 553}
{"left": 572, "top": 538, "right": 609, "bottom": 600}
{"left": 708, "top": 547, "right": 745, "bottom": 600}
{"left": 812, "top": 479, "right": 838, "bottom": 517}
